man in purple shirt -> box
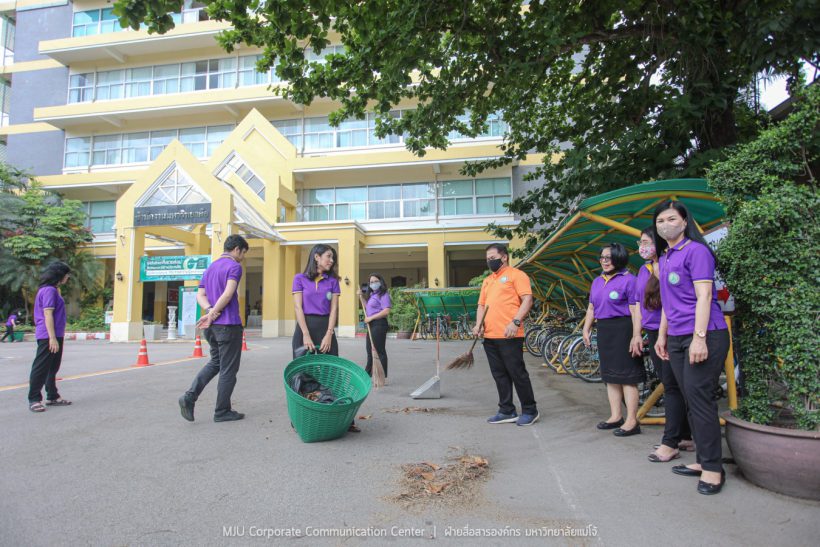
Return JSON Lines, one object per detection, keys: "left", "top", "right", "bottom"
{"left": 179, "top": 234, "right": 249, "bottom": 423}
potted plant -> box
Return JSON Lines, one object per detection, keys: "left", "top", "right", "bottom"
{"left": 708, "top": 85, "right": 819, "bottom": 500}
{"left": 143, "top": 321, "right": 163, "bottom": 341}
{"left": 388, "top": 287, "right": 418, "bottom": 339}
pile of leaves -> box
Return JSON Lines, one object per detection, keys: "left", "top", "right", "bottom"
{"left": 392, "top": 453, "right": 489, "bottom": 508}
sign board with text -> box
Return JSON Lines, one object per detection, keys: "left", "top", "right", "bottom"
{"left": 134, "top": 203, "right": 211, "bottom": 227}
{"left": 140, "top": 255, "right": 211, "bottom": 282}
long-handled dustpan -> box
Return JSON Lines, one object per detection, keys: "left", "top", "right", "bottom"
{"left": 411, "top": 315, "right": 441, "bottom": 399}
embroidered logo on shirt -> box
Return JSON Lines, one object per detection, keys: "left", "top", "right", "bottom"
{"left": 500, "top": 276, "right": 508, "bottom": 283}
{"left": 668, "top": 272, "right": 681, "bottom": 285}
{"left": 609, "top": 290, "right": 619, "bottom": 300}
{"left": 326, "top": 291, "right": 333, "bottom": 301}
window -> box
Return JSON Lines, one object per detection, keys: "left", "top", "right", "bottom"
{"left": 178, "top": 127, "right": 206, "bottom": 157}
{"left": 270, "top": 111, "right": 404, "bottom": 152}
{"left": 99, "top": 8, "right": 120, "bottom": 34}
{"left": 180, "top": 60, "right": 208, "bottom": 91}
{"left": 153, "top": 64, "right": 180, "bottom": 95}
{"left": 84, "top": 201, "right": 116, "bottom": 233}
{"left": 92, "top": 134, "right": 122, "bottom": 166}
{"left": 122, "top": 132, "right": 149, "bottom": 163}
{"left": 334, "top": 187, "right": 367, "bottom": 220}
{"left": 72, "top": 10, "right": 100, "bottom": 37}
{"left": 336, "top": 117, "right": 368, "bottom": 148}
{"left": 142, "top": 167, "right": 208, "bottom": 207}
{"left": 402, "top": 183, "right": 436, "bottom": 217}
{"left": 126, "top": 67, "right": 152, "bottom": 97}
{"left": 304, "top": 116, "right": 334, "bottom": 150}
{"left": 368, "top": 110, "right": 402, "bottom": 145}
{"left": 65, "top": 137, "right": 91, "bottom": 168}
{"left": 206, "top": 125, "right": 232, "bottom": 156}
{"left": 208, "top": 57, "right": 237, "bottom": 89}
{"left": 150, "top": 130, "right": 176, "bottom": 160}
{"left": 439, "top": 180, "right": 475, "bottom": 216}
{"left": 216, "top": 154, "right": 266, "bottom": 199}
{"left": 239, "top": 55, "right": 271, "bottom": 86}
{"left": 475, "top": 177, "right": 511, "bottom": 214}
{"left": 68, "top": 73, "right": 94, "bottom": 103}
{"left": 272, "top": 119, "right": 302, "bottom": 148}
{"left": 367, "top": 185, "right": 401, "bottom": 219}
{"left": 96, "top": 70, "right": 124, "bottom": 100}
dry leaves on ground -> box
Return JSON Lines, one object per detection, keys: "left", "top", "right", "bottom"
{"left": 391, "top": 452, "right": 490, "bottom": 509}
{"left": 383, "top": 406, "right": 447, "bottom": 414}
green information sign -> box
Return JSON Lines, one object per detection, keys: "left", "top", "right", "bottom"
{"left": 139, "top": 255, "right": 211, "bottom": 282}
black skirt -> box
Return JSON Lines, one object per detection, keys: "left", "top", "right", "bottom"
{"left": 597, "top": 316, "right": 645, "bottom": 385}
{"left": 292, "top": 314, "right": 338, "bottom": 358}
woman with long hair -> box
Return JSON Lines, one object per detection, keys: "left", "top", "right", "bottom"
{"left": 630, "top": 226, "right": 693, "bottom": 462}
{"left": 27, "top": 261, "right": 72, "bottom": 412}
{"left": 653, "top": 200, "right": 730, "bottom": 495}
{"left": 357, "top": 273, "right": 391, "bottom": 382}
{"left": 291, "top": 244, "right": 359, "bottom": 432}
{"left": 582, "top": 242, "right": 645, "bottom": 437}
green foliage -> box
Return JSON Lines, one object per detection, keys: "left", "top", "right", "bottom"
{"left": 709, "top": 85, "right": 819, "bottom": 431}
{"left": 115, "top": 0, "right": 819, "bottom": 255}
{"left": 468, "top": 270, "right": 490, "bottom": 287}
{"left": 0, "top": 167, "right": 101, "bottom": 316}
{"left": 387, "top": 287, "right": 417, "bottom": 332}
{"left": 66, "top": 306, "right": 107, "bottom": 331}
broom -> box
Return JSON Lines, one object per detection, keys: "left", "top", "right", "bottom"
{"left": 446, "top": 306, "right": 488, "bottom": 370}
{"left": 359, "top": 294, "right": 386, "bottom": 388}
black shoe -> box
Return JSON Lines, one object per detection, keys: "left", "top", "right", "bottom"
{"left": 697, "top": 471, "right": 726, "bottom": 495}
{"left": 214, "top": 410, "right": 245, "bottom": 422}
{"left": 672, "top": 465, "right": 702, "bottom": 477}
{"left": 178, "top": 395, "right": 194, "bottom": 422}
{"left": 596, "top": 418, "right": 624, "bottom": 430}
{"left": 613, "top": 425, "right": 641, "bottom": 437}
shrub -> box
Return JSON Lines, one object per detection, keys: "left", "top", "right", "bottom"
{"left": 708, "top": 85, "right": 819, "bottom": 431}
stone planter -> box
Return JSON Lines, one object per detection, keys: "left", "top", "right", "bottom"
{"left": 396, "top": 330, "right": 412, "bottom": 340}
{"left": 723, "top": 411, "right": 820, "bottom": 500}
{"left": 143, "top": 324, "right": 162, "bottom": 341}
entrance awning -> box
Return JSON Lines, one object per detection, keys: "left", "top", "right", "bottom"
{"left": 516, "top": 178, "right": 725, "bottom": 311}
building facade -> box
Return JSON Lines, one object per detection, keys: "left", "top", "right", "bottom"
{"left": 2, "top": 1, "right": 543, "bottom": 341}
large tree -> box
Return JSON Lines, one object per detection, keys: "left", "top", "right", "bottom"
{"left": 116, "top": 0, "right": 819, "bottom": 252}
{"left": 0, "top": 165, "right": 101, "bottom": 319}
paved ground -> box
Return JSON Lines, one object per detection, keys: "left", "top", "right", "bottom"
{"left": 1, "top": 334, "right": 817, "bottom": 546}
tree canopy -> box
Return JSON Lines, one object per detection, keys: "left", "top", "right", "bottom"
{"left": 115, "top": 0, "right": 819, "bottom": 252}
{"left": 0, "top": 164, "right": 101, "bottom": 318}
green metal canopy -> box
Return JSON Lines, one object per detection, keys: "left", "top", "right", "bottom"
{"left": 516, "top": 178, "right": 725, "bottom": 313}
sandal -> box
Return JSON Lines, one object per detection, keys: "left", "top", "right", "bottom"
{"left": 648, "top": 450, "right": 681, "bottom": 463}
{"left": 45, "top": 398, "right": 72, "bottom": 406}
{"left": 29, "top": 402, "right": 46, "bottom": 413}
{"left": 348, "top": 424, "right": 361, "bottom": 433}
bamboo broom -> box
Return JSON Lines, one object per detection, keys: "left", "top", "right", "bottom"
{"left": 446, "top": 306, "right": 488, "bottom": 370}
{"left": 359, "top": 293, "right": 386, "bottom": 388}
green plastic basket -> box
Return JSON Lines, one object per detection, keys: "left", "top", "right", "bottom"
{"left": 283, "top": 354, "right": 372, "bottom": 443}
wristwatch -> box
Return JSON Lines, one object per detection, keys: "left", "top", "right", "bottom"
{"left": 695, "top": 330, "right": 706, "bottom": 338}
{"left": 513, "top": 319, "right": 521, "bottom": 327}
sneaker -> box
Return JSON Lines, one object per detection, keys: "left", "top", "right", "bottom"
{"left": 487, "top": 412, "right": 518, "bottom": 424}
{"left": 516, "top": 412, "right": 540, "bottom": 426}
{"left": 214, "top": 410, "right": 245, "bottom": 422}
{"left": 178, "top": 395, "right": 194, "bottom": 422}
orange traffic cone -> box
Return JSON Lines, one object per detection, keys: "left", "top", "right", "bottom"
{"left": 242, "top": 331, "right": 249, "bottom": 352}
{"left": 190, "top": 335, "right": 204, "bottom": 358}
{"left": 133, "top": 339, "right": 153, "bottom": 367}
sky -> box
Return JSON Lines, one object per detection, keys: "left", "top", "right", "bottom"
{"left": 759, "top": 61, "right": 818, "bottom": 110}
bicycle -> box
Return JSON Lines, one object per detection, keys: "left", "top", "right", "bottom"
{"left": 454, "top": 313, "right": 473, "bottom": 340}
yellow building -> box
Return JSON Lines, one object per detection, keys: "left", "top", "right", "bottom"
{"left": 2, "top": 1, "right": 541, "bottom": 340}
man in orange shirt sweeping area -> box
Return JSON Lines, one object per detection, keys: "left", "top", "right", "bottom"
{"left": 473, "top": 244, "right": 538, "bottom": 426}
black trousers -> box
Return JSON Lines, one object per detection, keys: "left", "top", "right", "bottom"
{"left": 365, "top": 318, "right": 388, "bottom": 377}
{"left": 646, "top": 329, "right": 692, "bottom": 448}
{"left": 28, "top": 338, "right": 64, "bottom": 403}
{"left": 185, "top": 324, "right": 243, "bottom": 417}
{"left": 484, "top": 337, "right": 537, "bottom": 416}
{"left": 667, "top": 329, "right": 730, "bottom": 473}
{"left": 2, "top": 325, "right": 14, "bottom": 342}
{"left": 292, "top": 314, "right": 338, "bottom": 358}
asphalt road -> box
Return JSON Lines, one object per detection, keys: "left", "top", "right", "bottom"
{"left": 0, "top": 335, "right": 817, "bottom": 546}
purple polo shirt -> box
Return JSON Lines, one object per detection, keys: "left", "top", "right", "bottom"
{"left": 634, "top": 263, "right": 662, "bottom": 330}
{"left": 292, "top": 273, "right": 341, "bottom": 316}
{"left": 589, "top": 270, "right": 636, "bottom": 319}
{"left": 34, "top": 286, "right": 66, "bottom": 339}
{"left": 199, "top": 255, "right": 243, "bottom": 325}
{"left": 365, "top": 291, "right": 392, "bottom": 317}
{"left": 6, "top": 314, "right": 17, "bottom": 327}
{"left": 659, "top": 239, "right": 728, "bottom": 336}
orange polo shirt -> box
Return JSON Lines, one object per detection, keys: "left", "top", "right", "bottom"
{"left": 478, "top": 265, "right": 532, "bottom": 339}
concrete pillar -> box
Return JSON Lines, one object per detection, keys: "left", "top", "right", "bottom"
{"left": 153, "top": 281, "right": 168, "bottom": 325}
{"left": 336, "top": 232, "right": 361, "bottom": 338}
{"left": 111, "top": 227, "right": 146, "bottom": 341}
{"left": 427, "top": 234, "right": 447, "bottom": 288}
{"left": 262, "top": 240, "right": 284, "bottom": 337}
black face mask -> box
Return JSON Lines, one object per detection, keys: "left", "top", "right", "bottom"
{"left": 487, "top": 258, "right": 503, "bottom": 272}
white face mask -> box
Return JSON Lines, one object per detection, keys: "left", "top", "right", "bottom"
{"left": 369, "top": 282, "right": 381, "bottom": 291}
{"left": 657, "top": 223, "right": 685, "bottom": 242}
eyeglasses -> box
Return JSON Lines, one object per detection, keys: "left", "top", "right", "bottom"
{"left": 599, "top": 256, "right": 612, "bottom": 262}
{"left": 637, "top": 241, "right": 654, "bottom": 248}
